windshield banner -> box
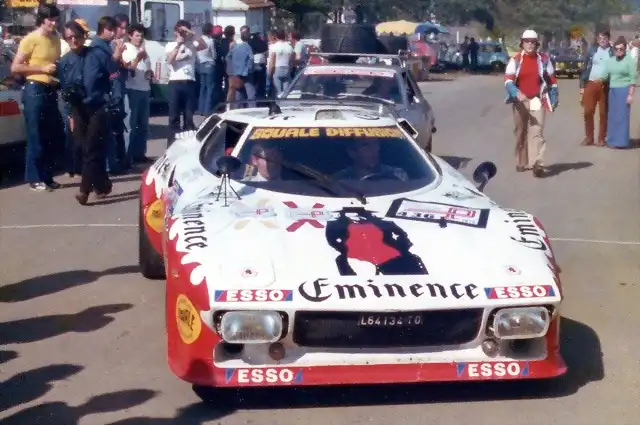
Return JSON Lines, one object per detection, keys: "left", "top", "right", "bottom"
{"left": 248, "top": 127, "right": 403, "bottom": 140}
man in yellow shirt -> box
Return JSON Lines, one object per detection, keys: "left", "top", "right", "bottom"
{"left": 11, "top": 3, "right": 64, "bottom": 192}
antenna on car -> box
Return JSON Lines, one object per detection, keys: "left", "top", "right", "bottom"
{"left": 214, "top": 156, "right": 242, "bottom": 206}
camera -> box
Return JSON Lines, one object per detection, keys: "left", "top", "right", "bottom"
{"left": 62, "top": 84, "right": 86, "bottom": 106}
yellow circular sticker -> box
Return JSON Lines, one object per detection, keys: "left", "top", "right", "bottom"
{"left": 176, "top": 294, "right": 202, "bottom": 344}
{"left": 145, "top": 199, "right": 165, "bottom": 233}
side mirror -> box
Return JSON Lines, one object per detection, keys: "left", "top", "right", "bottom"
{"left": 472, "top": 161, "right": 497, "bottom": 192}
{"left": 216, "top": 155, "right": 241, "bottom": 175}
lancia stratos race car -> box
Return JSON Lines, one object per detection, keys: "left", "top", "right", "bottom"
{"left": 138, "top": 100, "right": 565, "bottom": 395}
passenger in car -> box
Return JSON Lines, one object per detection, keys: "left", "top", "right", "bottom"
{"left": 333, "top": 139, "right": 408, "bottom": 181}
{"left": 242, "top": 142, "right": 283, "bottom": 181}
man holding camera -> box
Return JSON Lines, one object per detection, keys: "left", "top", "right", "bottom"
{"left": 67, "top": 16, "right": 120, "bottom": 205}
{"left": 165, "top": 20, "right": 207, "bottom": 145}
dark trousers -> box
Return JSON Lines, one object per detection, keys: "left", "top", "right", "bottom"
{"left": 72, "top": 105, "right": 112, "bottom": 195}
{"left": 107, "top": 100, "right": 127, "bottom": 172}
{"left": 22, "top": 81, "right": 64, "bottom": 184}
{"left": 253, "top": 65, "right": 267, "bottom": 99}
{"left": 168, "top": 80, "right": 196, "bottom": 146}
{"left": 61, "top": 99, "right": 82, "bottom": 175}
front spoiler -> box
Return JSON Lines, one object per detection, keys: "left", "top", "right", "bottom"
{"left": 180, "top": 356, "right": 567, "bottom": 388}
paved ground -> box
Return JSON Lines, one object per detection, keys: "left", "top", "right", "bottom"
{"left": 1, "top": 74, "right": 639, "bottom": 425}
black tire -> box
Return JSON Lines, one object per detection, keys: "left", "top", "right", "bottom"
{"left": 138, "top": 199, "right": 166, "bottom": 280}
{"left": 320, "top": 23, "right": 379, "bottom": 63}
{"left": 377, "top": 35, "right": 408, "bottom": 54}
{"left": 491, "top": 62, "right": 505, "bottom": 73}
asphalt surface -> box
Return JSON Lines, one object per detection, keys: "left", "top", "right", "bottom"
{"left": 1, "top": 74, "right": 639, "bottom": 425}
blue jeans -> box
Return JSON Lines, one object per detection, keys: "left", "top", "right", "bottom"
{"left": 272, "top": 66, "right": 291, "bottom": 97}
{"left": 127, "top": 89, "right": 150, "bottom": 162}
{"left": 22, "top": 81, "right": 64, "bottom": 183}
{"left": 197, "top": 63, "right": 216, "bottom": 115}
{"left": 235, "top": 75, "right": 256, "bottom": 107}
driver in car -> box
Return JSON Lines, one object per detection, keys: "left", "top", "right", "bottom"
{"left": 242, "top": 142, "right": 283, "bottom": 182}
{"left": 333, "top": 139, "right": 408, "bottom": 181}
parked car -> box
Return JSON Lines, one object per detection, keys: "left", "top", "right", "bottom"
{"left": 547, "top": 48, "right": 583, "bottom": 79}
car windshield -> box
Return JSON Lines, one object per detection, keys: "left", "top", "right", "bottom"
{"left": 225, "top": 125, "right": 437, "bottom": 197}
{"left": 285, "top": 68, "right": 403, "bottom": 104}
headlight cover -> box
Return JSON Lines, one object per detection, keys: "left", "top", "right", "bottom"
{"left": 220, "top": 311, "right": 283, "bottom": 344}
{"left": 493, "top": 307, "right": 550, "bottom": 340}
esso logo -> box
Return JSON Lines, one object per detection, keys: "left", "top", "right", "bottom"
{"left": 465, "top": 362, "right": 529, "bottom": 378}
{"left": 216, "top": 289, "right": 293, "bottom": 302}
{"left": 233, "top": 368, "right": 301, "bottom": 384}
{"left": 488, "top": 285, "right": 554, "bottom": 299}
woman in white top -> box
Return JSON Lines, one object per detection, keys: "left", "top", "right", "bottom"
{"left": 268, "top": 28, "right": 294, "bottom": 97}
{"left": 122, "top": 23, "right": 153, "bottom": 164}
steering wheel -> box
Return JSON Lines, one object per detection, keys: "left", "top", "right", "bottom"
{"left": 360, "top": 170, "right": 404, "bottom": 181}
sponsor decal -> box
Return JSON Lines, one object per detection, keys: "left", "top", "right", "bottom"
{"left": 180, "top": 203, "right": 209, "bottom": 250}
{"left": 284, "top": 201, "right": 331, "bottom": 232}
{"left": 249, "top": 127, "right": 321, "bottom": 139}
{"left": 485, "top": 285, "right": 555, "bottom": 299}
{"left": 175, "top": 294, "right": 202, "bottom": 344}
{"left": 304, "top": 67, "right": 395, "bottom": 78}
{"left": 504, "top": 209, "right": 548, "bottom": 251}
{"left": 225, "top": 368, "right": 303, "bottom": 384}
{"left": 215, "top": 289, "right": 293, "bottom": 302}
{"left": 179, "top": 167, "right": 204, "bottom": 183}
{"left": 153, "top": 154, "right": 174, "bottom": 182}
{"left": 145, "top": 199, "right": 165, "bottom": 233}
{"left": 386, "top": 199, "right": 490, "bottom": 228}
{"left": 326, "top": 207, "right": 428, "bottom": 275}
{"left": 299, "top": 278, "right": 480, "bottom": 302}
{"left": 233, "top": 199, "right": 278, "bottom": 229}
{"left": 247, "top": 127, "right": 403, "bottom": 139}
{"left": 456, "top": 362, "right": 530, "bottom": 378}
{"left": 443, "top": 190, "right": 479, "bottom": 201}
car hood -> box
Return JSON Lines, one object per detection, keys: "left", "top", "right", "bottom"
{"left": 166, "top": 180, "right": 560, "bottom": 311}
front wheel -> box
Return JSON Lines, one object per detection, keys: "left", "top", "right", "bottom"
{"left": 138, "top": 200, "right": 166, "bottom": 280}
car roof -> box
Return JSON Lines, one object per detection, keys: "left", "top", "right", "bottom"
{"left": 218, "top": 105, "right": 400, "bottom": 127}
{"left": 302, "top": 63, "right": 406, "bottom": 73}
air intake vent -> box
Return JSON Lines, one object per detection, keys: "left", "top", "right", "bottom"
{"left": 315, "top": 110, "right": 345, "bottom": 120}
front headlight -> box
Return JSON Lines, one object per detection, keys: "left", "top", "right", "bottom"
{"left": 493, "top": 307, "right": 550, "bottom": 340}
{"left": 219, "top": 311, "right": 283, "bottom": 344}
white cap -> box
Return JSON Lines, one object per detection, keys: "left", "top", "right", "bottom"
{"left": 522, "top": 29, "right": 538, "bottom": 39}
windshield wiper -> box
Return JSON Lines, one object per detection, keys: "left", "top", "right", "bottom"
{"left": 336, "top": 93, "right": 395, "bottom": 105}
{"left": 253, "top": 154, "right": 367, "bottom": 205}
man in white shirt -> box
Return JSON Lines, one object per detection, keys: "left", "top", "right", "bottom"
{"left": 196, "top": 23, "right": 216, "bottom": 115}
{"left": 122, "top": 23, "right": 153, "bottom": 164}
{"left": 268, "top": 28, "right": 294, "bottom": 97}
{"left": 165, "top": 20, "right": 207, "bottom": 145}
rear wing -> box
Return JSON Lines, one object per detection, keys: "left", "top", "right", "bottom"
{"left": 309, "top": 51, "right": 422, "bottom": 68}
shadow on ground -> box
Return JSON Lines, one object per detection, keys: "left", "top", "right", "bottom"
{"left": 115, "top": 317, "right": 601, "bottom": 423}
{"left": 1, "top": 389, "right": 157, "bottom": 425}
{"left": 0, "top": 303, "right": 133, "bottom": 345}
{"left": 0, "top": 265, "right": 139, "bottom": 302}
{"left": 544, "top": 161, "right": 593, "bottom": 178}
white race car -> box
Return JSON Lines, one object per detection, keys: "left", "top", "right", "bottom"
{"left": 138, "top": 101, "right": 565, "bottom": 395}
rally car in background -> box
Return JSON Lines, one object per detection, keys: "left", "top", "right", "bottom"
{"left": 547, "top": 48, "right": 584, "bottom": 79}
{"left": 283, "top": 52, "right": 436, "bottom": 153}
{"left": 138, "top": 100, "right": 565, "bottom": 397}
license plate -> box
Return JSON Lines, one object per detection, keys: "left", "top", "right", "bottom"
{"left": 358, "top": 314, "right": 423, "bottom": 327}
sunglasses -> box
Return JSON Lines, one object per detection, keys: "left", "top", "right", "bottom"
{"left": 614, "top": 46, "right": 625, "bottom": 51}
{"left": 64, "top": 34, "right": 84, "bottom": 42}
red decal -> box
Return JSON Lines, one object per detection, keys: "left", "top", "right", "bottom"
{"left": 485, "top": 285, "right": 555, "bottom": 299}
{"left": 283, "top": 201, "right": 326, "bottom": 232}
{"left": 215, "top": 289, "right": 293, "bottom": 302}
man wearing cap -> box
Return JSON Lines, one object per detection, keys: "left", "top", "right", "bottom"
{"left": 504, "top": 29, "right": 559, "bottom": 178}
{"left": 579, "top": 30, "right": 613, "bottom": 147}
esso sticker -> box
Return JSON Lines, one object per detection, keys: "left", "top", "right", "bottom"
{"left": 214, "top": 289, "right": 293, "bottom": 302}
{"left": 457, "top": 362, "right": 530, "bottom": 379}
{"left": 485, "top": 285, "right": 555, "bottom": 299}
{"left": 225, "top": 368, "right": 303, "bottom": 385}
